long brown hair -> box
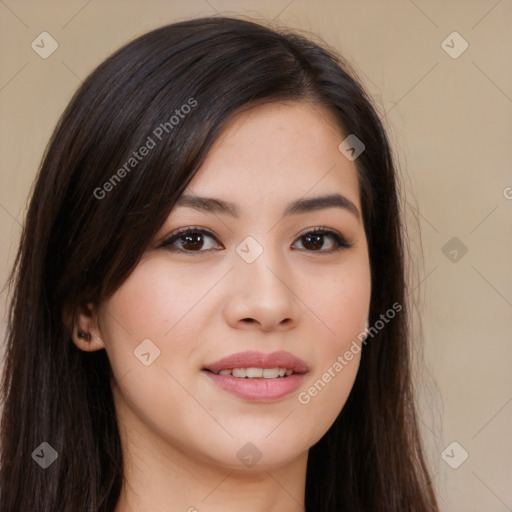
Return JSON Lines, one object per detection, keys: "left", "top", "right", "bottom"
{"left": 0, "top": 16, "right": 438, "bottom": 511}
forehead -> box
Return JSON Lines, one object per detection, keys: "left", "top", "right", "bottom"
{"left": 181, "top": 101, "right": 361, "bottom": 215}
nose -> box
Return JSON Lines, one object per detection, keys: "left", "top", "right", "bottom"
{"left": 223, "top": 242, "right": 300, "bottom": 332}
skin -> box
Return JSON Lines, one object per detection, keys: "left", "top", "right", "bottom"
{"left": 73, "top": 100, "right": 371, "bottom": 512}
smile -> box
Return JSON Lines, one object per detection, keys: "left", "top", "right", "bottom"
{"left": 202, "top": 350, "right": 309, "bottom": 401}
{"left": 208, "top": 367, "right": 295, "bottom": 378}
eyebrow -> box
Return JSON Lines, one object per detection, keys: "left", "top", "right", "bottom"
{"left": 174, "top": 193, "right": 360, "bottom": 221}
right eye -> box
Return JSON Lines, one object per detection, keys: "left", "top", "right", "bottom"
{"left": 159, "top": 227, "right": 223, "bottom": 254}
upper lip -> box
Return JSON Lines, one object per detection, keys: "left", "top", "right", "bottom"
{"left": 203, "top": 350, "right": 309, "bottom": 374}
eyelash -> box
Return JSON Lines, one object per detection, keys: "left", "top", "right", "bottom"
{"left": 159, "top": 226, "right": 353, "bottom": 255}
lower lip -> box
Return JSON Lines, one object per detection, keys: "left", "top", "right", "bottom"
{"left": 202, "top": 371, "right": 307, "bottom": 402}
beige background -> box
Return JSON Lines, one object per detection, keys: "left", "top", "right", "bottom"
{"left": 1, "top": 1, "right": 511, "bottom": 510}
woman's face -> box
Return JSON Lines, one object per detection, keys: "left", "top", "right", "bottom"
{"left": 93, "top": 101, "right": 371, "bottom": 470}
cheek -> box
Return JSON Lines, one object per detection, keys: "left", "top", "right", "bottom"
{"left": 302, "top": 253, "right": 371, "bottom": 340}
{"left": 103, "top": 259, "right": 195, "bottom": 337}
{"left": 298, "top": 352, "right": 361, "bottom": 413}
{"left": 97, "top": 258, "right": 208, "bottom": 389}
{"left": 294, "top": 309, "right": 364, "bottom": 441}
{"left": 99, "top": 255, "right": 223, "bottom": 349}
{"left": 98, "top": 260, "right": 216, "bottom": 451}
{"left": 294, "top": 256, "right": 370, "bottom": 423}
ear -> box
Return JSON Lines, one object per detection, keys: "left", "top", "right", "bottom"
{"left": 65, "top": 302, "right": 105, "bottom": 352}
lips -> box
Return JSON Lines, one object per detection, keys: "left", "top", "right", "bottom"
{"left": 202, "top": 350, "right": 309, "bottom": 375}
{"left": 201, "top": 350, "right": 309, "bottom": 402}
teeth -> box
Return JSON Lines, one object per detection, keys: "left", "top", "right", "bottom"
{"left": 262, "top": 368, "right": 279, "bottom": 378}
{"left": 232, "top": 368, "right": 246, "bottom": 378}
{"left": 246, "top": 367, "right": 263, "bottom": 378}
{"left": 214, "top": 367, "right": 295, "bottom": 378}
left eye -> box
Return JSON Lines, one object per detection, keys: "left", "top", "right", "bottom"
{"left": 293, "top": 228, "right": 353, "bottom": 252}
{"left": 160, "top": 227, "right": 353, "bottom": 254}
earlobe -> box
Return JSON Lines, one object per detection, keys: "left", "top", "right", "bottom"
{"left": 77, "top": 330, "right": 91, "bottom": 341}
{"left": 68, "top": 302, "right": 106, "bottom": 352}
{"left": 72, "top": 328, "right": 105, "bottom": 352}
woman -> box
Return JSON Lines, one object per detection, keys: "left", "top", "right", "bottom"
{"left": 0, "top": 16, "right": 439, "bottom": 511}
